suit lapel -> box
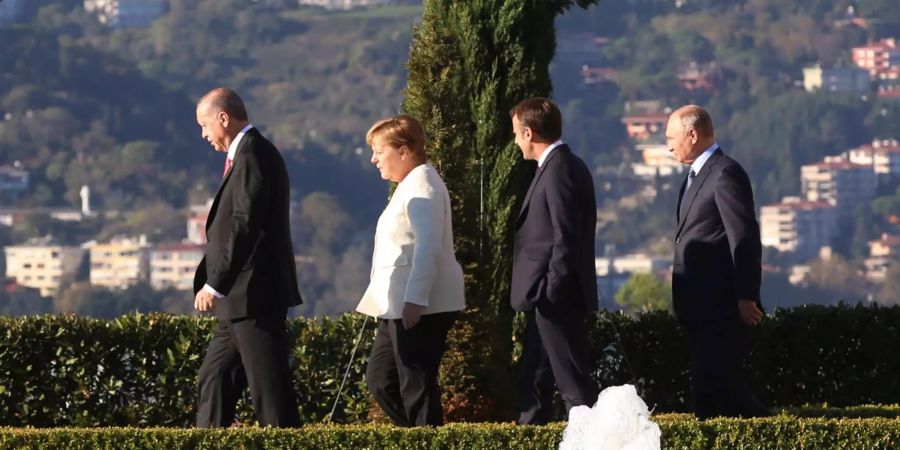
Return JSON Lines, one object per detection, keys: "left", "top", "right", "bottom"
{"left": 206, "top": 130, "right": 256, "bottom": 232}
{"left": 676, "top": 171, "right": 689, "bottom": 223}
{"left": 676, "top": 149, "right": 722, "bottom": 233}
{"left": 518, "top": 145, "right": 567, "bottom": 220}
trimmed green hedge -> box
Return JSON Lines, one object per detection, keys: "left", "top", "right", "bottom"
{"left": 0, "top": 314, "right": 372, "bottom": 427}
{"left": 588, "top": 304, "right": 900, "bottom": 412}
{"left": 1, "top": 417, "right": 900, "bottom": 449}
{"left": 1, "top": 304, "right": 898, "bottom": 426}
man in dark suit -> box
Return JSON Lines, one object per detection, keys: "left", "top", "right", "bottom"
{"left": 509, "top": 97, "right": 598, "bottom": 425}
{"left": 668, "top": 104, "right": 770, "bottom": 419}
{"left": 192, "top": 87, "right": 302, "bottom": 427}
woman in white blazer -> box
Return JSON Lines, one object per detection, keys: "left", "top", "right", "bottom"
{"left": 356, "top": 115, "right": 465, "bottom": 427}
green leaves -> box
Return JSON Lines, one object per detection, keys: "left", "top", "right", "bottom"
{"left": 1, "top": 418, "right": 900, "bottom": 449}
{"left": 1, "top": 306, "right": 898, "bottom": 426}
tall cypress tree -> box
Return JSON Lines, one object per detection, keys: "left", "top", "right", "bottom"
{"left": 403, "top": 0, "right": 599, "bottom": 420}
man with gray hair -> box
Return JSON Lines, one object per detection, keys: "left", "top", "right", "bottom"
{"left": 192, "top": 87, "right": 302, "bottom": 427}
{"left": 666, "top": 104, "right": 769, "bottom": 419}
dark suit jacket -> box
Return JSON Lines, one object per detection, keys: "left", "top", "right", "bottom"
{"left": 193, "top": 127, "right": 303, "bottom": 320}
{"left": 673, "top": 148, "right": 761, "bottom": 326}
{"left": 511, "top": 145, "right": 599, "bottom": 312}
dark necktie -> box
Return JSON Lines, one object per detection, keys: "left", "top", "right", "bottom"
{"left": 222, "top": 158, "right": 233, "bottom": 178}
{"left": 680, "top": 169, "right": 696, "bottom": 217}
{"left": 686, "top": 169, "right": 696, "bottom": 191}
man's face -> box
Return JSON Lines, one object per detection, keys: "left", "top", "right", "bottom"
{"left": 666, "top": 116, "right": 698, "bottom": 164}
{"left": 196, "top": 105, "right": 229, "bottom": 153}
{"left": 512, "top": 115, "right": 535, "bottom": 160}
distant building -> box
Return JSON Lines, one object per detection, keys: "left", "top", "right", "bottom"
{"left": 149, "top": 243, "right": 204, "bottom": 291}
{"left": 630, "top": 141, "right": 686, "bottom": 179}
{"left": 4, "top": 237, "right": 85, "bottom": 297}
{"left": 186, "top": 199, "right": 213, "bottom": 245}
{"left": 84, "top": 0, "right": 167, "bottom": 28}
{"left": 677, "top": 61, "right": 721, "bottom": 91}
{"left": 581, "top": 66, "right": 619, "bottom": 84}
{"left": 0, "top": 207, "right": 87, "bottom": 227}
{"left": 834, "top": 6, "right": 870, "bottom": 30}
{"left": 595, "top": 254, "right": 671, "bottom": 277}
{"left": 89, "top": 235, "right": 151, "bottom": 289}
{"left": 760, "top": 197, "right": 838, "bottom": 260}
{"left": 802, "top": 65, "right": 871, "bottom": 93}
{"left": 852, "top": 38, "right": 900, "bottom": 78}
{"left": 621, "top": 113, "right": 669, "bottom": 142}
{"left": 186, "top": 213, "right": 207, "bottom": 245}
{"left": 297, "top": 0, "right": 395, "bottom": 10}
{"left": 595, "top": 254, "right": 671, "bottom": 311}
{"left": 875, "top": 66, "right": 900, "bottom": 98}
{"left": 0, "top": 165, "right": 28, "bottom": 204}
{"left": 558, "top": 33, "right": 608, "bottom": 66}
{"left": 846, "top": 139, "right": 900, "bottom": 176}
{"left": 865, "top": 233, "right": 900, "bottom": 281}
{"left": 801, "top": 159, "right": 877, "bottom": 216}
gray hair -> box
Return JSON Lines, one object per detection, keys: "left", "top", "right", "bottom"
{"left": 674, "top": 104, "right": 714, "bottom": 138}
{"left": 197, "top": 87, "right": 248, "bottom": 122}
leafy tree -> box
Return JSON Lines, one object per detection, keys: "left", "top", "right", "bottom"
{"left": 614, "top": 273, "right": 671, "bottom": 315}
{"left": 877, "top": 264, "right": 900, "bottom": 306}
{"left": 803, "top": 254, "right": 869, "bottom": 304}
{"left": 403, "top": 0, "right": 602, "bottom": 421}
{"left": 0, "top": 285, "right": 52, "bottom": 316}
{"left": 54, "top": 282, "right": 185, "bottom": 318}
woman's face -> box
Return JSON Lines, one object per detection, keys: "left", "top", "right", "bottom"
{"left": 370, "top": 138, "right": 409, "bottom": 183}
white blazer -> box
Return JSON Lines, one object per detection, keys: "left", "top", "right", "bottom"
{"left": 356, "top": 163, "right": 466, "bottom": 319}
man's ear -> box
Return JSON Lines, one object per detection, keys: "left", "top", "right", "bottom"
{"left": 217, "top": 111, "right": 230, "bottom": 128}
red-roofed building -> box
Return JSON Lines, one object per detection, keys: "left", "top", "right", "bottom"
{"left": 846, "top": 139, "right": 900, "bottom": 174}
{"left": 621, "top": 113, "right": 669, "bottom": 141}
{"left": 852, "top": 38, "right": 900, "bottom": 78}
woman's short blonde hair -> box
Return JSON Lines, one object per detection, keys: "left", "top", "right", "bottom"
{"left": 366, "top": 115, "right": 426, "bottom": 160}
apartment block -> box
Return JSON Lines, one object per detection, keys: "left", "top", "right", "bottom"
{"left": 89, "top": 235, "right": 151, "bottom": 289}
{"left": 84, "top": 0, "right": 166, "bottom": 28}
{"left": 760, "top": 197, "right": 838, "bottom": 260}
{"left": 801, "top": 159, "right": 877, "bottom": 215}
{"left": 4, "top": 237, "right": 85, "bottom": 297}
{"left": 149, "top": 243, "right": 204, "bottom": 291}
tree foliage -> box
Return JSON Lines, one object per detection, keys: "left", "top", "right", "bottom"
{"left": 614, "top": 273, "right": 671, "bottom": 315}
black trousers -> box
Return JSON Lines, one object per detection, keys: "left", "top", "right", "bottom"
{"left": 196, "top": 316, "right": 300, "bottom": 427}
{"left": 517, "top": 301, "right": 596, "bottom": 425}
{"left": 365, "top": 311, "right": 458, "bottom": 427}
{"left": 686, "top": 319, "right": 770, "bottom": 419}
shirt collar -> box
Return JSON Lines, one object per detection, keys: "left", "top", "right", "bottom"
{"left": 227, "top": 123, "right": 255, "bottom": 161}
{"left": 537, "top": 140, "right": 565, "bottom": 167}
{"left": 690, "top": 142, "right": 719, "bottom": 175}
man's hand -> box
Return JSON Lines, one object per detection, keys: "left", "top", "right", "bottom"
{"left": 195, "top": 290, "right": 217, "bottom": 312}
{"left": 738, "top": 299, "right": 763, "bottom": 326}
{"left": 402, "top": 303, "right": 425, "bottom": 330}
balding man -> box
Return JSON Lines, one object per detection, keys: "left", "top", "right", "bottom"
{"left": 192, "top": 87, "right": 302, "bottom": 427}
{"left": 667, "top": 105, "right": 769, "bottom": 419}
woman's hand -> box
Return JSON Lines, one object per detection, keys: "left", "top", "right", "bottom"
{"left": 402, "top": 302, "right": 425, "bottom": 329}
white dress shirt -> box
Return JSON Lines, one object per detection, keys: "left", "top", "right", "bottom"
{"left": 537, "top": 140, "right": 565, "bottom": 167}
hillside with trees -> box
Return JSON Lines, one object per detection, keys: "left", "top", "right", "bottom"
{"left": 1, "top": 0, "right": 899, "bottom": 315}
